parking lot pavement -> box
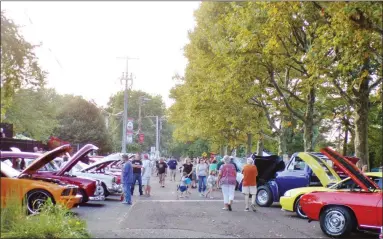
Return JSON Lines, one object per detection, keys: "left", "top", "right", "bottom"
{"left": 72, "top": 175, "right": 376, "bottom": 238}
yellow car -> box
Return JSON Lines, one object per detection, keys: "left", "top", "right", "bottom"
{"left": 0, "top": 145, "right": 82, "bottom": 214}
{"left": 280, "top": 172, "right": 382, "bottom": 219}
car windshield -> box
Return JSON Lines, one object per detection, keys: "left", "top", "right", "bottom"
{"left": 1, "top": 161, "right": 20, "bottom": 178}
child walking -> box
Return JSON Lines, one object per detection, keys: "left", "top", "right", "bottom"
{"left": 205, "top": 170, "right": 217, "bottom": 199}
{"left": 178, "top": 172, "right": 190, "bottom": 198}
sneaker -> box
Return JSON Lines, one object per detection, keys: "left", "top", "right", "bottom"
{"left": 122, "top": 201, "right": 129, "bottom": 204}
{"left": 199, "top": 193, "right": 204, "bottom": 197}
{"left": 251, "top": 204, "right": 257, "bottom": 212}
{"left": 228, "top": 204, "right": 232, "bottom": 211}
{"left": 209, "top": 196, "right": 214, "bottom": 199}
{"left": 244, "top": 208, "right": 249, "bottom": 212}
{"left": 222, "top": 207, "right": 228, "bottom": 210}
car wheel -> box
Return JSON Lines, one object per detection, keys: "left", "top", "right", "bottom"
{"left": 294, "top": 196, "right": 307, "bottom": 219}
{"left": 25, "top": 189, "right": 54, "bottom": 214}
{"left": 320, "top": 206, "right": 354, "bottom": 238}
{"left": 102, "top": 183, "right": 110, "bottom": 197}
{"left": 256, "top": 186, "right": 273, "bottom": 207}
{"left": 79, "top": 189, "right": 89, "bottom": 204}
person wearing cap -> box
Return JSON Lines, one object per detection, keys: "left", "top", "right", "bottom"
{"left": 121, "top": 154, "right": 134, "bottom": 204}
{"left": 241, "top": 158, "right": 258, "bottom": 212}
{"left": 141, "top": 154, "right": 152, "bottom": 197}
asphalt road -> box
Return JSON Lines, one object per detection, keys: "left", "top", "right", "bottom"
{"left": 72, "top": 175, "right": 376, "bottom": 238}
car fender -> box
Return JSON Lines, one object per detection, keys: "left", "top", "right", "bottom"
{"left": 266, "top": 180, "right": 279, "bottom": 202}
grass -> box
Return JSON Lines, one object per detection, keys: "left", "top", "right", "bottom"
{"left": 1, "top": 194, "right": 90, "bottom": 239}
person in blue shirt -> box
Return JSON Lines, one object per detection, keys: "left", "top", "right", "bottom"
{"left": 122, "top": 154, "right": 134, "bottom": 205}
{"left": 167, "top": 157, "right": 178, "bottom": 181}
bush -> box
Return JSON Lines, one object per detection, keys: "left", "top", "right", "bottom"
{"left": 1, "top": 196, "right": 90, "bottom": 239}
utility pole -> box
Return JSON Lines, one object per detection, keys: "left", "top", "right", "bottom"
{"left": 118, "top": 56, "right": 138, "bottom": 153}
{"left": 156, "top": 115, "right": 159, "bottom": 159}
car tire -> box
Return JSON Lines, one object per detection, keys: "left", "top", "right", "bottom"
{"left": 320, "top": 206, "right": 354, "bottom": 238}
{"left": 25, "top": 189, "right": 54, "bottom": 214}
{"left": 255, "top": 186, "right": 273, "bottom": 207}
{"left": 79, "top": 189, "right": 89, "bottom": 204}
{"left": 102, "top": 183, "right": 110, "bottom": 197}
{"left": 294, "top": 196, "right": 307, "bottom": 219}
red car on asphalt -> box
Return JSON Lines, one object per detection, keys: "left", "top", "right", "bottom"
{"left": 300, "top": 147, "right": 382, "bottom": 238}
{"left": 0, "top": 145, "right": 105, "bottom": 204}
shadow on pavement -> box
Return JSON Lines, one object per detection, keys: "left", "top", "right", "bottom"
{"left": 81, "top": 203, "right": 105, "bottom": 208}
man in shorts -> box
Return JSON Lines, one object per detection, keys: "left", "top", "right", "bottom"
{"left": 242, "top": 157, "right": 258, "bottom": 212}
{"left": 158, "top": 157, "right": 168, "bottom": 188}
{"left": 141, "top": 154, "right": 152, "bottom": 197}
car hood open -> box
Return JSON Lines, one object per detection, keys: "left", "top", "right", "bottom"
{"left": 320, "top": 147, "right": 379, "bottom": 191}
{"left": 80, "top": 153, "right": 121, "bottom": 172}
{"left": 20, "top": 145, "right": 72, "bottom": 176}
{"left": 297, "top": 152, "right": 341, "bottom": 187}
{"left": 56, "top": 144, "right": 99, "bottom": 176}
{"left": 252, "top": 155, "right": 285, "bottom": 182}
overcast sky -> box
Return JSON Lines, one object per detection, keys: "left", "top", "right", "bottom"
{"left": 2, "top": 1, "right": 200, "bottom": 108}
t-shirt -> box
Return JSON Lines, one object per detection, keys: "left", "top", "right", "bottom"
{"left": 158, "top": 162, "right": 168, "bottom": 174}
{"left": 183, "top": 164, "right": 193, "bottom": 174}
{"left": 242, "top": 164, "right": 258, "bottom": 186}
{"left": 219, "top": 164, "right": 237, "bottom": 185}
{"left": 197, "top": 163, "right": 208, "bottom": 177}
{"left": 142, "top": 160, "right": 152, "bottom": 178}
{"left": 132, "top": 159, "right": 142, "bottom": 174}
{"left": 209, "top": 163, "right": 217, "bottom": 172}
{"left": 180, "top": 176, "right": 187, "bottom": 186}
{"left": 167, "top": 159, "right": 178, "bottom": 170}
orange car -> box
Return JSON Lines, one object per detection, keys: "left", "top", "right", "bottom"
{"left": 0, "top": 145, "right": 82, "bottom": 214}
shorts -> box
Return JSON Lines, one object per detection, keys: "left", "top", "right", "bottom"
{"left": 179, "top": 186, "right": 187, "bottom": 192}
{"left": 142, "top": 177, "right": 151, "bottom": 186}
{"left": 242, "top": 186, "right": 257, "bottom": 195}
{"left": 159, "top": 173, "right": 165, "bottom": 181}
{"left": 207, "top": 183, "right": 215, "bottom": 189}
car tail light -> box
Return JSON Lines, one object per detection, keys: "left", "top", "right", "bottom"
{"left": 61, "top": 188, "right": 71, "bottom": 196}
{"left": 72, "top": 188, "right": 78, "bottom": 195}
{"left": 116, "top": 176, "right": 121, "bottom": 184}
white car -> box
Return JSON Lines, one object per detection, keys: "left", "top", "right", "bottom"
{"left": 67, "top": 151, "right": 123, "bottom": 196}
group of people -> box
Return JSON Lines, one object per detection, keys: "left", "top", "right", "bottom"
{"left": 120, "top": 153, "right": 260, "bottom": 212}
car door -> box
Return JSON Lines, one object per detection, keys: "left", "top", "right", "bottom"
{"left": 275, "top": 155, "right": 310, "bottom": 197}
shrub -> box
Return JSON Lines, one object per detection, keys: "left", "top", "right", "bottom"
{"left": 1, "top": 196, "right": 90, "bottom": 239}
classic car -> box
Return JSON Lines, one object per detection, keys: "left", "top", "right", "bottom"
{"left": 0, "top": 145, "right": 82, "bottom": 214}
{"left": 280, "top": 172, "right": 382, "bottom": 219}
{"left": 65, "top": 147, "right": 122, "bottom": 196}
{"left": 300, "top": 147, "right": 382, "bottom": 238}
{"left": 1, "top": 148, "right": 105, "bottom": 204}
{"left": 253, "top": 152, "right": 340, "bottom": 207}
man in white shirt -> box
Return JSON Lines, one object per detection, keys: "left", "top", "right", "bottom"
{"left": 141, "top": 154, "right": 152, "bottom": 197}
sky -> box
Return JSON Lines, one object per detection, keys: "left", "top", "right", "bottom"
{"left": 2, "top": 1, "right": 201, "bottom": 108}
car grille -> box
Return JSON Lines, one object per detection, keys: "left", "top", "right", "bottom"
{"left": 61, "top": 188, "right": 71, "bottom": 196}
{"left": 72, "top": 188, "right": 78, "bottom": 195}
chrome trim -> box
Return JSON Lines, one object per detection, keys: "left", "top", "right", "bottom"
{"left": 89, "top": 195, "right": 105, "bottom": 201}
{"left": 359, "top": 225, "right": 382, "bottom": 229}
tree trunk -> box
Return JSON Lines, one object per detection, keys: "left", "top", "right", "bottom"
{"left": 354, "top": 77, "right": 370, "bottom": 170}
{"left": 343, "top": 127, "right": 348, "bottom": 156}
{"left": 278, "top": 129, "right": 288, "bottom": 156}
{"left": 246, "top": 133, "right": 252, "bottom": 156}
{"left": 303, "top": 87, "right": 315, "bottom": 152}
{"left": 257, "top": 138, "right": 264, "bottom": 156}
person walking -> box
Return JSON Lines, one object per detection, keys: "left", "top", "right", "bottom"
{"left": 142, "top": 154, "right": 152, "bottom": 197}
{"left": 205, "top": 170, "right": 217, "bottom": 199}
{"left": 217, "top": 155, "right": 237, "bottom": 211}
{"left": 242, "top": 158, "right": 258, "bottom": 212}
{"left": 158, "top": 158, "right": 168, "bottom": 187}
{"left": 122, "top": 154, "right": 134, "bottom": 204}
{"left": 131, "top": 153, "right": 144, "bottom": 196}
{"left": 167, "top": 157, "right": 178, "bottom": 181}
{"left": 196, "top": 158, "right": 209, "bottom": 197}
{"left": 209, "top": 159, "right": 218, "bottom": 174}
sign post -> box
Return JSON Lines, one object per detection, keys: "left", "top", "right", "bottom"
{"left": 126, "top": 118, "right": 134, "bottom": 145}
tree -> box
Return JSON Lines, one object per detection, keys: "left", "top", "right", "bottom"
{"left": 1, "top": 11, "right": 46, "bottom": 119}
{"left": 53, "top": 95, "right": 111, "bottom": 154}
{"left": 3, "top": 88, "right": 59, "bottom": 141}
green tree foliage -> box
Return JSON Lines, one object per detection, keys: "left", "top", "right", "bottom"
{"left": 106, "top": 90, "right": 170, "bottom": 153}
{"left": 1, "top": 11, "right": 46, "bottom": 119}
{"left": 3, "top": 88, "right": 59, "bottom": 141}
{"left": 54, "top": 95, "right": 111, "bottom": 154}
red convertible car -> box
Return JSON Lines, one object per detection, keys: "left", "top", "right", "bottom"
{"left": 300, "top": 147, "right": 382, "bottom": 238}
{"left": 1, "top": 145, "right": 105, "bottom": 204}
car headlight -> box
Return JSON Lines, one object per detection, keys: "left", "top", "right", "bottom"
{"left": 284, "top": 191, "right": 291, "bottom": 197}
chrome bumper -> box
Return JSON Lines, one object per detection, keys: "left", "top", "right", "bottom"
{"left": 108, "top": 183, "right": 123, "bottom": 193}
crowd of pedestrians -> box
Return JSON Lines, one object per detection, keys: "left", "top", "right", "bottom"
{"left": 120, "top": 153, "right": 259, "bottom": 212}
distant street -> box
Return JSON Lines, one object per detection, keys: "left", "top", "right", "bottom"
{"left": 72, "top": 174, "right": 376, "bottom": 238}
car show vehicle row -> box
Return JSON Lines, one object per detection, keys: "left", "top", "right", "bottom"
{"left": 0, "top": 144, "right": 381, "bottom": 238}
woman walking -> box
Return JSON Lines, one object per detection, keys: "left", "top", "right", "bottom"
{"left": 196, "top": 158, "right": 209, "bottom": 196}
{"left": 182, "top": 158, "right": 194, "bottom": 189}
{"left": 217, "top": 155, "right": 237, "bottom": 211}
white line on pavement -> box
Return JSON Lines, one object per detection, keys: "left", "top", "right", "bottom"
{"left": 139, "top": 199, "right": 242, "bottom": 202}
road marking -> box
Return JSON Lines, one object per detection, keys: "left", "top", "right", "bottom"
{"left": 139, "top": 199, "right": 241, "bottom": 202}
{"left": 118, "top": 202, "right": 137, "bottom": 225}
